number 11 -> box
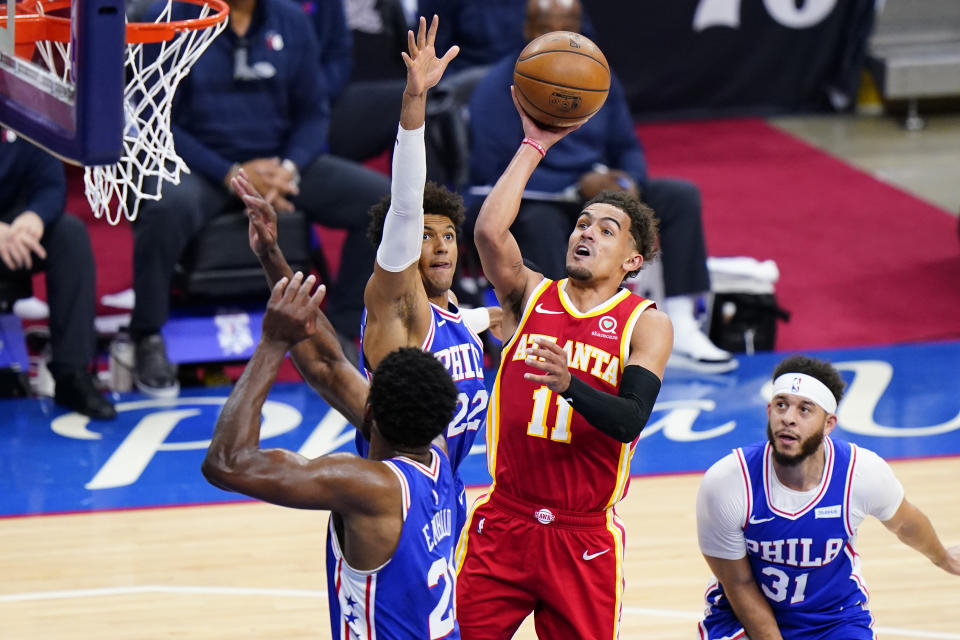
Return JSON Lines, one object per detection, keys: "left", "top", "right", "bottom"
{"left": 526, "top": 386, "right": 572, "bottom": 443}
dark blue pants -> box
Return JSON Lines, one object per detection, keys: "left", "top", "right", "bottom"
{"left": 131, "top": 155, "right": 390, "bottom": 339}
{"left": 0, "top": 213, "right": 97, "bottom": 371}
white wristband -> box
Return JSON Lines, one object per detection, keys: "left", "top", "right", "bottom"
{"left": 461, "top": 306, "right": 491, "bottom": 334}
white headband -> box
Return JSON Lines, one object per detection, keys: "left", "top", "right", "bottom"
{"left": 772, "top": 373, "right": 838, "bottom": 414}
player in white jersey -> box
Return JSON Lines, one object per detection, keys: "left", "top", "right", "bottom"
{"left": 696, "top": 355, "right": 960, "bottom": 640}
{"left": 204, "top": 272, "right": 461, "bottom": 639}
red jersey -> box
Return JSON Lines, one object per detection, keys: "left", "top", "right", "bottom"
{"left": 486, "top": 278, "right": 656, "bottom": 512}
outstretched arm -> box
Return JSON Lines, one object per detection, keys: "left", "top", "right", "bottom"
{"left": 883, "top": 497, "right": 960, "bottom": 575}
{"left": 473, "top": 88, "right": 584, "bottom": 330}
{"left": 237, "top": 170, "right": 368, "bottom": 426}
{"left": 202, "top": 273, "right": 397, "bottom": 513}
{"left": 362, "top": 14, "right": 459, "bottom": 368}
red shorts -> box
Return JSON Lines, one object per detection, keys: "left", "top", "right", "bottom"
{"left": 455, "top": 489, "right": 627, "bottom": 640}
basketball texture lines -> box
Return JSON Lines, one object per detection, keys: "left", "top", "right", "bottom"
{"left": 513, "top": 30, "right": 611, "bottom": 127}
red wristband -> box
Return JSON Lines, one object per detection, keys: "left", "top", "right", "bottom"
{"left": 521, "top": 137, "right": 546, "bottom": 158}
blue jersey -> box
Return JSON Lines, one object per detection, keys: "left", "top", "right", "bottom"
{"left": 326, "top": 446, "right": 460, "bottom": 640}
{"left": 358, "top": 301, "right": 488, "bottom": 539}
{"left": 700, "top": 437, "right": 875, "bottom": 640}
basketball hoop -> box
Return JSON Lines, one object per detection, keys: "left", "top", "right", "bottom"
{"left": 5, "top": 0, "right": 229, "bottom": 224}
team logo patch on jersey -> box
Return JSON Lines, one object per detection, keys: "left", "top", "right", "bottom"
{"left": 814, "top": 505, "right": 842, "bottom": 519}
{"left": 591, "top": 315, "right": 619, "bottom": 340}
{"left": 535, "top": 508, "right": 555, "bottom": 525}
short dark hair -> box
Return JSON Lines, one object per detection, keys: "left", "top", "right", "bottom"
{"left": 368, "top": 347, "right": 457, "bottom": 448}
{"left": 367, "top": 181, "right": 466, "bottom": 247}
{"left": 772, "top": 355, "right": 846, "bottom": 406}
{"left": 582, "top": 190, "right": 659, "bottom": 278}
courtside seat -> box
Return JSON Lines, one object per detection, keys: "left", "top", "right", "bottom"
{"left": 866, "top": 0, "right": 960, "bottom": 129}
{"left": 174, "top": 210, "right": 316, "bottom": 302}
{"left": 0, "top": 275, "right": 31, "bottom": 313}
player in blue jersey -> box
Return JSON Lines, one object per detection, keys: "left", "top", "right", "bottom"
{"left": 696, "top": 355, "right": 960, "bottom": 640}
{"left": 204, "top": 272, "right": 461, "bottom": 639}
{"left": 242, "top": 18, "right": 498, "bottom": 538}
{"left": 242, "top": 11, "right": 500, "bottom": 476}
{"left": 354, "top": 15, "right": 497, "bottom": 486}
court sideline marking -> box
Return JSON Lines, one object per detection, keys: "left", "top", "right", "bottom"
{"left": 2, "top": 585, "right": 959, "bottom": 639}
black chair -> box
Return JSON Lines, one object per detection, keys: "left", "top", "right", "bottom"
{"left": 0, "top": 275, "right": 31, "bottom": 313}
{"left": 174, "top": 210, "right": 319, "bottom": 302}
{"left": 425, "top": 66, "right": 490, "bottom": 192}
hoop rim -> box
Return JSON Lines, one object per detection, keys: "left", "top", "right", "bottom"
{"left": 126, "top": 0, "right": 230, "bottom": 44}
{"left": 2, "top": 0, "right": 230, "bottom": 45}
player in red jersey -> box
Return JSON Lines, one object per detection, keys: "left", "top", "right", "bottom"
{"left": 454, "top": 88, "right": 673, "bottom": 639}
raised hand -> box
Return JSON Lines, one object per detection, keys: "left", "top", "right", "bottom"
{"left": 523, "top": 338, "right": 572, "bottom": 393}
{"left": 234, "top": 168, "right": 280, "bottom": 259}
{"left": 262, "top": 271, "right": 327, "bottom": 347}
{"left": 510, "top": 85, "right": 585, "bottom": 153}
{"left": 402, "top": 15, "right": 459, "bottom": 98}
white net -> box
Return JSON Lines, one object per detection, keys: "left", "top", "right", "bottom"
{"left": 85, "top": 1, "right": 228, "bottom": 224}
{"left": 29, "top": 0, "right": 227, "bottom": 225}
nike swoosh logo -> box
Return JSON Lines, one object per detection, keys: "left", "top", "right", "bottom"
{"left": 437, "top": 319, "right": 446, "bottom": 327}
{"left": 749, "top": 515, "right": 775, "bottom": 524}
{"left": 535, "top": 303, "right": 564, "bottom": 315}
{"left": 582, "top": 549, "right": 610, "bottom": 561}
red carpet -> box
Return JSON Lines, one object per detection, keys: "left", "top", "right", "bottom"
{"left": 636, "top": 118, "right": 960, "bottom": 350}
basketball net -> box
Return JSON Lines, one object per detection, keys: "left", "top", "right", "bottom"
{"left": 26, "top": 0, "right": 229, "bottom": 224}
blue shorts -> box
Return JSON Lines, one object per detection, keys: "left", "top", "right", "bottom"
{"left": 699, "top": 602, "right": 875, "bottom": 639}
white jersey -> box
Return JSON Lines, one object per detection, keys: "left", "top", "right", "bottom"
{"left": 697, "top": 438, "right": 905, "bottom": 639}
{"left": 697, "top": 443, "right": 904, "bottom": 560}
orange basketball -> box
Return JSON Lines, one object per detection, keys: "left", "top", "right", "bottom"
{"left": 513, "top": 31, "right": 610, "bottom": 128}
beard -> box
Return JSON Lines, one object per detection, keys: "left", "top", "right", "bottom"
{"left": 566, "top": 264, "right": 593, "bottom": 281}
{"left": 766, "top": 420, "right": 825, "bottom": 467}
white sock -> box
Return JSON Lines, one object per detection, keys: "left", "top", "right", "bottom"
{"left": 662, "top": 295, "right": 698, "bottom": 332}
{"left": 663, "top": 295, "right": 732, "bottom": 360}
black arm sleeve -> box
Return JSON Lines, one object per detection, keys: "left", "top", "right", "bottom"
{"left": 560, "top": 365, "right": 662, "bottom": 443}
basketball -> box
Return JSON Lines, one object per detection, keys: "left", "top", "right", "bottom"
{"left": 513, "top": 31, "right": 610, "bottom": 128}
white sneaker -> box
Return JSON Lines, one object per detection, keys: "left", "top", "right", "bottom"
{"left": 13, "top": 296, "right": 49, "bottom": 320}
{"left": 670, "top": 323, "right": 739, "bottom": 374}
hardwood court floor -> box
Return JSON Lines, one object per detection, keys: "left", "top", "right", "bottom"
{"left": 771, "top": 112, "right": 960, "bottom": 215}
{"left": 2, "top": 457, "right": 958, "bottom": 639}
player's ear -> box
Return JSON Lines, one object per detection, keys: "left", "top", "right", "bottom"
{"left": 824, "top": 412, "right": 838, "bottom": 435}
{"left": 623, "top": 251, "right": 642, "bottom": 274}
{"left": 360, "top": 405, "right": 374, "bottom": 442}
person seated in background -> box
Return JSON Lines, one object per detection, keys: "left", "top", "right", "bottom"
{"left": 0, "top": 132, "right": 115, "bottom": 419}
{"left": 420, "top": 0, "right": 596, "bottom": 75}
{"left": 131, "top": 0, "right": 391, "bottom": 398}
{"left": 465, "top": 0, "right": 737, "bottom": 373}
